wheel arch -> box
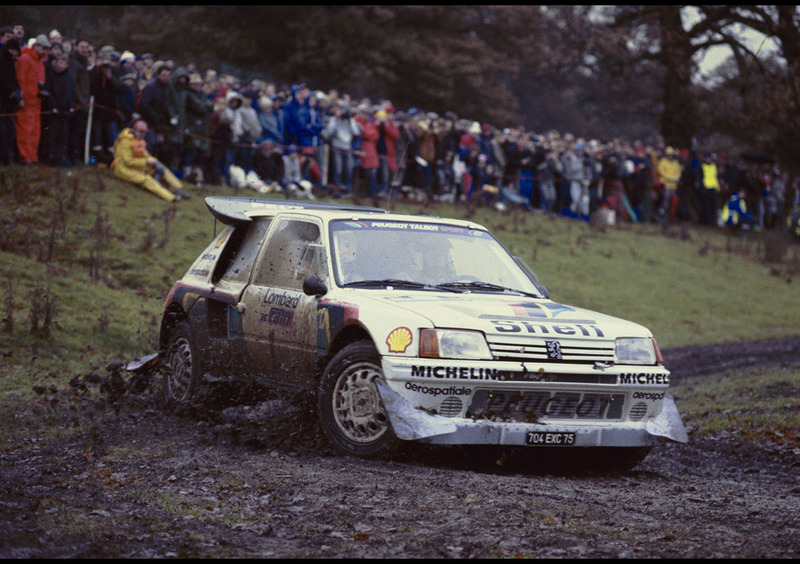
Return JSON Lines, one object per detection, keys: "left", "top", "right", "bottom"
{"left": 159, "top": 304, "right": 187, "bottom": 352}
{"left": 314, "top": 323, "right": 375, "bottom": 381}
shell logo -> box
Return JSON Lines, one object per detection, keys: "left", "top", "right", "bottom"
{"left": 386, "top": 327, "right": 413, "bottom": 353}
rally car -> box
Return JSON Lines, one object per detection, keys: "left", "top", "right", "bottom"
{"left": 158, "top": 196, "right": 687, "bottom": 467}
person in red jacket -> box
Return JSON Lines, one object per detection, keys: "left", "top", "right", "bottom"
{"left": 15, "top": 34, "right": 50, "bottom": 164}
{"left": 374, "top": 109, "right": 400, "bottom": 195}
{"left": 354, "top": 107, "right": 380, "bottom": 197}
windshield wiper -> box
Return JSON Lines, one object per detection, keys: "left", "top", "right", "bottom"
{"left": 342, "top": 279, "right": 464, "bottom": 292}
{"left": 436, "top": 281, "right": 541, "bottom": 298}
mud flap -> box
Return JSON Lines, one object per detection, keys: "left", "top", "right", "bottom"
{"left": 645, "top": 394, "right": 689, "bottom": 443}
{"left": 375, "top": 380, "right": 457, "bottom": 441}
{"left": 121, "top": 352, "right": 161, "bottom": 373}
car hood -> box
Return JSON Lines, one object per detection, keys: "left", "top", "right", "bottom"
{"left": 350, "top": 290, "right": 652, "bottom": 340}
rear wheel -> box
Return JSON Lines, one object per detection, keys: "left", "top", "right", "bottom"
{"left": 163, "top": 322, "right": 201, "bottom": 408}
{"left": 318, "top": 341, "right": 398, "bottom": 458}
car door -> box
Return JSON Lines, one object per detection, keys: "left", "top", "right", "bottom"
{"left": 202, "top": 216, "right": 273, "bottom": 376}
{"left": 239, "top": 216, "right": 327, "bottom": 390}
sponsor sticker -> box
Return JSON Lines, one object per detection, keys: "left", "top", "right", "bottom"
{"left": 387, "top": 327, "right": 413, "bottom": 353}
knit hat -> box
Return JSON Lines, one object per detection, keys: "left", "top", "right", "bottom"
{"left": 34, "top": 34, "right": 52, "bottom": 48}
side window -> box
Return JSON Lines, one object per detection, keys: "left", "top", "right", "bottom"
{"left": 253, "top": 218, "right": 324, "bottom": 289}
{"left": 215, "top": 217, "right": 273, "bottom": 284}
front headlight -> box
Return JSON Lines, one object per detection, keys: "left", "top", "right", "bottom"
{"left": 419, "top": 329, "right": 492, "bottom": 360}
{"left": 616, "top": 337, "right": 662, "bottom": 365}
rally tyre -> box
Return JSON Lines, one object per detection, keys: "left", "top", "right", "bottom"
{"left": 318, "top": 341, "right": 398, "bottom": 458}
{"left": 162, "top": 321, "right": 202, "bottom": 409}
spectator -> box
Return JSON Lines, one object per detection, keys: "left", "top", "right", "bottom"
{"left": 68, "top": 36, "right": 91, "bottom": 165}
{"left": 139, "top": 53, "right": 154, "bottom": 81}
{"left": 415, "top": 113, "right": 439, "bottom": 201}
{"left": 562, "top": 144, "right": 589, "bottom": 217}
{"left": 535, "top": 148, "right": 559, "bottom": 212}
{"left": 208, "top": 96, "right": 233, "bottom": 185}
{"left": 282, "top": 143, "right": 302, "bottom": 188}
{"left": 0, "top": 27, "right": 14, "bottom": 47}
{"left": 230, "top": 89, "right": 261, "bottom": 171}
{"left": 119, "top": 72, "right": 139, "bottom": 122}
{"left": 354, "top": 106, "right": 382, "bottom": 197}
{"left": 257, "top": 94, "right": 286, "bottom": 147}
{"left": 477, "top": 123, "right": 495, "bottom": 164}
{"left": 181, "top": 73, "right": 213, "bottom": 184}
{"left": 656, "top": 147, "right": 682, "bottom": 224}
{"left": 12, "top": 24, "right": 24, "bottom": 45}
{"left": 39, "top": 41, "right": 65, "bottom": 163}
{"left": 721, "top": 187, "right": 754, "bottom": 232}
{"left": 166, "top": 66, "right": 191, "bottom": 170}
{"left": 0, "top": 37, "right": 22, "bottom": 165}
{"left": 252, "top": 140, "right": 284, "bottom": 185}
{"left": 89, "top": 51, "right": 123, "bottom": 160}
{"left": 137, "top": 62, "right": 173, "bottom": 165}
{"left": 306, "top": 90, "right": 325, "bottom": 151}
{"left": 469, "top": 153, "right": 497, "bottom": 206}
{"left": 43, "top": 52, "right": 74, "bottom": 166}
{"left": 119, "top": 51, "right": 137, "bottom": 80}
{"left": 15, "top": 34, "right": 50, "bottom": 164}
{"left": 284, "top": 83, "right": 315, "bottom": 148}
{"left": 699, "top": 153, "right": 721, "bottom": 225}
{"left": 322, "top": 102, "right": 360, "bottom": 194}
{"left": 374, "top": 109, "right": 400, "bottom": 195}
{"left": 111, "top": 118, "right": 188, "bottom": 203}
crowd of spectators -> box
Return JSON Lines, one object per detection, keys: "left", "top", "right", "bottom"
{"left": 1, "top": 23, "right": 799, "bottom": 233}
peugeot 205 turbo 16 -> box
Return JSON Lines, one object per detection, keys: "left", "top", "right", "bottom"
{"left": 158, "top": 196, "right": 687, "bottom": 470}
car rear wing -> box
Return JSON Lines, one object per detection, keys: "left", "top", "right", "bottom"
{"left": 205, "top": 196, "right": 388, "bottom": 225}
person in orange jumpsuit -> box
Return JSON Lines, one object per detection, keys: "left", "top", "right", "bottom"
{"left": 112, "top": 119, "right": 190, "bottom": 203}
{"left": 15, "top": 34, "right": 50, "bottom": 164}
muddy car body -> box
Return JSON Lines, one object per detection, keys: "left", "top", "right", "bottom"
{"left": 159, "top": 196, "right": 687, "bottom": 466}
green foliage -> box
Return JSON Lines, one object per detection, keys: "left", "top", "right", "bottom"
{"left": 673, "top": 364, "right": 800, "bottom": 449}
{"left": 0, "top": 166, "right": 798, "bottom": 453}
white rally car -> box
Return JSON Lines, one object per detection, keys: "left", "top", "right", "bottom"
{"left": 159, "top": 197, "right": 687, "bottom": 468}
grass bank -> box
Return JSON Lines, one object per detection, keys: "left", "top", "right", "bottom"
{"left": 1, "top": 165, "right": 798, "bottom": 449}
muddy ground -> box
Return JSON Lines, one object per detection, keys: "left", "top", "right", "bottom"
{"left": 1, "top": 337, "right": 799, "bottom": 558}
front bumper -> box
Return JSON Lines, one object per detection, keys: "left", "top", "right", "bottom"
{"left": 376, "top": 356, "right": 688, "bottom": 447}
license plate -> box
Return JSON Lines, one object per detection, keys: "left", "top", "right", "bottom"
{"left": 525, "top": 431, "right": 576, "bottom": 446}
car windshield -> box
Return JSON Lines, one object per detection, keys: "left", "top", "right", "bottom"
{"left": 330, "top": 219, "right": 543, "bottom": 296}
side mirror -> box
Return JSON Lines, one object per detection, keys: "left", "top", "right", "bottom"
{"left": 303, "top": 274, "right": 328, "bottom": 296}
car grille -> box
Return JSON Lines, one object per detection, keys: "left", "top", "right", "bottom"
{"left": 487, "top": 335, "right": 615, "bottom": 364}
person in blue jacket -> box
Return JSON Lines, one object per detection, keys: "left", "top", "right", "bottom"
{"left": 284, "top": 83, "right": 319, "bottom": 148}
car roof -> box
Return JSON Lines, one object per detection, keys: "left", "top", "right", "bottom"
{"left": 204, "top": 196, "right": 485, "bottom": 230}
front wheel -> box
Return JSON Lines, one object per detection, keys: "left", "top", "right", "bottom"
{"left": 162, "top": 321, "right": 201, "bottom": 409}
{"left": 318, "top": 342, "right": 398, "bottom": 458}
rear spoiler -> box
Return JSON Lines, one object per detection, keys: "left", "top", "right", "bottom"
{"left": 205, "top": 196, "right": 388, "bottom": 225}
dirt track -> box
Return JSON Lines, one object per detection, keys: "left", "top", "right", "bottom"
{"left": 1, "top": 337, "right": 799, "bottom": 558}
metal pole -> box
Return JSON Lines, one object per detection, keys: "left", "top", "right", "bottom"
{"left": 84, "top": 95, "right": 94, "bottom": 165}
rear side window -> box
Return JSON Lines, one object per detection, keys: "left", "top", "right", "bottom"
{"left": 215, "top": 217, "right": 273, "bottom": 284}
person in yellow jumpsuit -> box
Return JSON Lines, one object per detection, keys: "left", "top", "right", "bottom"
{"left": 111, "top": 119, "right": 190, "bottom": 203}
